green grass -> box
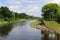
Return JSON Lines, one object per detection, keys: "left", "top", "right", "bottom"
{"left": 0, "top": 21, "right": 8, "bottom": 26}
{"left": 43, "top": 21, "right": 60, "bottom": 34}
{"left": 9, "top": 19, "right": 27, "bottom": 23}
{"left": 30, "top": 20, "right": 41, "bottom": 26}
{"left": 0, "top": 19, "right": 27, "bottom": 27}
{"left": 30, "top": 20, "right": 60, "bottom": 34}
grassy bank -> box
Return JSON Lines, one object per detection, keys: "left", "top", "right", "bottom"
{"left": 0, "top": 19, "right": 27, "bottom": 27}
{"left": 0, "top": 21, "right": 8, "bottom": 26}
{"left": 30, "top": 20, "right": 60, "bottom": 34}
{"left": 43, "top": 21, "right": 60, "bottom": 34}
{"left": 30, "top": 20, "right": 41, "bottom": 26}
{"left": 9, "top": 19, "right": 27, "bottom": 23}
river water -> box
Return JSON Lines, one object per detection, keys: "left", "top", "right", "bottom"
{"left": 0, "top": 20, "right": 57, "bottom": 40}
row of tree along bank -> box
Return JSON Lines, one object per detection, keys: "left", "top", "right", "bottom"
{"left": 0, "top": 6, "right": 40, "bottom": 26}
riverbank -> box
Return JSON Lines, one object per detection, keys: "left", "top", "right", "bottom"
{"left": 43, "top": 21, "right": 60, "bottom": 34}
{"left": 0, "top": 19, "right": 27, "bottom": 27}
{"left": 31, "top": 20, "right": 60, "bottom": 34}
{"left": 30, "top": 20, "right": 54, "bottom": 33}
{"left": 30, "top": 20, "right": 40, "bottom": 25}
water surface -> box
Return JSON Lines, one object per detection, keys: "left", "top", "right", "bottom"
{"left": 0, "top": 20, "right": 57, "bottom": 40}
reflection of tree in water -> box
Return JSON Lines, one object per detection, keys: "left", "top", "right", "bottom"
{"left": 41, "top": 31, "right": 57, "bottom": 40}
{"left": 41, "top": 33, "right": 49, "bottom": 40}
{"left": 0, "top": 23, "right": 13, "bottom": 36}
{"left": 56, "top": 34, "right": 60, "bottom": 40}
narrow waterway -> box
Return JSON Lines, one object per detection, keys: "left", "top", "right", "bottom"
{"left": 0, "top": 20, "right": 58, "bottom": 40}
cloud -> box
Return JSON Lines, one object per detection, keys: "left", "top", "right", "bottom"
{"left": 22, "top": 4, "right": 40, "bottom": 12}
{"left": 3, "top": 0, "right": 60, "bottom": 17}
{"left": 6, "top": 0, "right": 21, "bottom": 12}
{"left": 7, "top": 0, "right": 21, "bottom": 5}
{"left": 50, "top": 0, "right": 60, "bottom": 4}
{"left": 7, "top": 0, "right": 52, "bottom": 13}
{"left": 17, "top": 4, "right": 42, "bottom": 17}
{"left": 9, "top": 5, "right": 20, "bottom": 12}
{"left": 7, "top": 0, "right": 20, "bottom": 12}
{"left": 16, "top": 1, "right": 20, "bottom": 5}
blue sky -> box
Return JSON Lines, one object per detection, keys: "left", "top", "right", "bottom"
{"left": 0, "top": 0, "right": 60, "bottom": 17}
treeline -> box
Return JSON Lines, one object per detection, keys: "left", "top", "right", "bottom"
{"left": 42, "top": 3, "right": 60, "bottom": 23}
{"left": 0, "top": 7, "right": 39, "bottom": 22}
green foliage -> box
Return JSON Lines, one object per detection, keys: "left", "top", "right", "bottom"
{"left": 14, "top": 12, "right": 19, "bottom": 18}
{"left": 0, "top": 7, "right": 13, "bottom": 18}
{"left": 0, "top": 7, "right": 14, "bottom": 21}
{"left": 44, "top": 21, "right": 60, "bottom": 34}
{"left": 18, "top": 13, "right": 27, "bottom": 18}
{"left": 30, "top": 20, "right": 41, "bottom": 25}
{"left": 14, "top": 12, "right": 39, "bottom": 20}
{"left": 56, "top": 15, "right": 60, "bottom": 23}
{"left": 0, "top": 6, "right": 40, "bottom": 22}
{"left": 42, "top": 3, "right": 59, "bottom": 21}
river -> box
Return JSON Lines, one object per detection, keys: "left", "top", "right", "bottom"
{"left": 0, "top": 20, "right": 57, "bottom": 40}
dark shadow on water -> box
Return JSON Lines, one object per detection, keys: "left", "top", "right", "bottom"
{"left": 0, "top": 23, "right": 13, "bottom": 36}
{"left": 41, "top": 31, "right": 57, "bottom": 40}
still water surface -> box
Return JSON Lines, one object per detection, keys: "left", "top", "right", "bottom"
{"left": 0, "top": 20, "right": 57, "bottom": 40}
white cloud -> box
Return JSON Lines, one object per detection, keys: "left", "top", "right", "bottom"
{"left": 7, "top": 0, "right": 21, "bottom": 12}
{"left": 17, "top": 4, "right": 41, "bottom": 17}
{"left": 7, "top": 0, "right": 21, "bottom": 5}
{"left": 50, "top": 0, "right": 60, "bottom": 4}
{"left": 6, "top": 0, "right": 60, "bottom": 17}
{"left": 22, "top": 4, "right": 40, "bottom": 12}
{"left": 16, "top": 1, "right": 20, "bottom": 5}
{"left": 7, "top": 0, "right": 52, "bottom": 13}
{"left": 7, "top": 0, "right": 60, "bottom": 12}
{"left": 9, "top": 5, "right": 20, "bottom": 12}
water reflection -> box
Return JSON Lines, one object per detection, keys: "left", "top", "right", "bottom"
{"left": 41, "top": 31, "right": 60, "bottom": 40}
{"left": 0, "top": 24, "right": 13, "bottom": 36}
{"left": 56, "top": 34, "right": 60, "bottom": 40}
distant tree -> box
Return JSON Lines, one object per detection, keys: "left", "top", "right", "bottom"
{"left": 19, "top": 13, "right": 27, "bottom": 18}
{"left": 15, "top": 12, "right": 19, "bottom": 18}
{"left": 42, "top": 3, "right": 59, "bottom": 20}
{"left": 0, "top": 6, "right": 40, "bottom": 21}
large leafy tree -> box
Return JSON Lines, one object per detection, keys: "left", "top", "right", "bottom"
{"left": 0, "top": 7, "right": 13, "bottom": 18}
{"left": 0, "top": 7, "right": 14, "bottom": 21}
{"left": 42, "top": 3, "right": 59, "bottom": 20}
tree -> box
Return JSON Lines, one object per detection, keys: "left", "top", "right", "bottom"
{"left": 0, "top": 7, "right": 14, "bottom": 21}
{"left": 42, "top": 3, "right": 59, "bottom": 20}
{"left": 56, "top": 7, "right": 60, "bottom": 23}
{"left": 18, "top": 13, "right": 27, "bottom": 18}
{"left": 15, "top": 12, "right": 19, "bottom": 18}
{"left": 0, "top": 7, "right": 13, "bottom": 18}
